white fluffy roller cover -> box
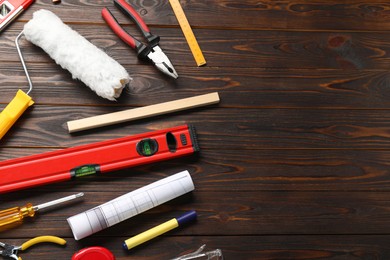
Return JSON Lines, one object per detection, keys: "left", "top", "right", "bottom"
{"left": 23, "top": 9, "right": 131, "bottom": 101}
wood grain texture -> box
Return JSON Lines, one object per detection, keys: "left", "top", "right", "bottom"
{"left": 3, "top": 25, "right": 390, "bottom": 69}
{"left": 10, "top": 0, "right": 390, "bottom": 31}
{"left": 1, "top": 0, "right": 390, "bottom": 259}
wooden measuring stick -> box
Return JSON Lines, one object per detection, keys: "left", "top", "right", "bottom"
{"left": 67, "top": 92, "right": 219, "bottom": 133}
{"left": 169, "top": 0, "right": 206, "bottom": 66}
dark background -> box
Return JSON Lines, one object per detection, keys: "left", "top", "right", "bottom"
{"left": 2, "top": 0, "right": 390, "bottom": 259}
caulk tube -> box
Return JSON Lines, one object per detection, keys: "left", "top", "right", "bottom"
{"left": 67, "top": 170, "right": 194, "bottom": 240}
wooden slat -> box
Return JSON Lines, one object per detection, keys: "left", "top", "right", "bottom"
{"left": 66, "top": 92, "right": 220, "bottom": 133}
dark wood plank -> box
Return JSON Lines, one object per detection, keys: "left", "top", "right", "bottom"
{"left": 3, "top": 106, "right": 390, "bottom": 149}
{"left": 3, "top": 1, "right": 390, "bottom": 259}
{"left": 2, "top": 190, "right": 390, "bottom": 239}
{"left": 9, "top": 0, "right": 390, "bottom": 31}
{"left": 0, "top": 107, "right": 258, "bottom": 148}
{"left": 3, "top": 25, "right": 390, "bottom": 69}
{"left": 4, "top": 65, "right": 390, "bottom": 109}
{"left": 4, "top": 64, "right": 390, "bottom": 109}
{"left": 3, "top": 235, "right": 390, "bottom": 260}
{"left": 3, "top": 148, "right": 390, "bottom": 192}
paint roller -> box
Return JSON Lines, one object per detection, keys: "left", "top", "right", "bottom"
{"left": 23, "top": 9, "right": 132, "bottom": 100}
{"left": 0, "top": 9, "right": 131, "bottom": 139}
{"left": 0, "top": 32, "right": 34, "bottom": 139}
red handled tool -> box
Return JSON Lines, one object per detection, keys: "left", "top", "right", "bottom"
{"left": 0, "top": 0, "right": 34, "bottom": 33}
{"left": 102, "top": 0, "right": 178, "bottom": 79}
{"left": 0, "top": 124, "right": 199, "bottom": 193}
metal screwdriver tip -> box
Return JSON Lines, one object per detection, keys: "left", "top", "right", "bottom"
{"left": 34, "top": 193, "right": 85, "bottom": 212}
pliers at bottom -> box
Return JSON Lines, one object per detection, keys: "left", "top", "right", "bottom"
{"left": 0, "top": 236, "right": 66, "bottom": 260}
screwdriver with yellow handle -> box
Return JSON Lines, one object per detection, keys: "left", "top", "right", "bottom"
{"left": 0, "top": 193, "right": 84, "bottom": 229}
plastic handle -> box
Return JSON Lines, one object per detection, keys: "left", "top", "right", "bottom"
{"left": 102, "top": 7, "right": 143, "bottom": 50}
{"left": 114, "top": 0, "right": 159, "bottom": 45}
{"left": 114, "top": 0, "right": 150, "bottom": 34}
{"left": 0, "top": 207, "right": 24, "bottom": 227}
{"left": 0, "top": 90, "right": 34, "bottom": 140}
{"left": 21, "top": 236, "right": 66, "bottom": 251}
{"left": 0, "top": 203, "right": 34, "bottom": 227}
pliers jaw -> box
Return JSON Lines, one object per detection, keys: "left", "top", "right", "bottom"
{"left": 102, "top": 0, "right": 179, "bottom": 79}
{"left": 135, "top": 44, "right": 178, "bottom": 79}
{"left": 0, "top": 242, "right": 20, "bottom": 260}
{"left": 147, "top": 46, "right": 179, "bottom": 79}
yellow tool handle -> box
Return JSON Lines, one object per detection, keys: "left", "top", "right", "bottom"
{"left": 0, "top": 203, "right": 35, "bottom": 228}
{"left": 0, "top": 89, "right": 34, "bottom": 140}
{"left": 0, "top": 207, "right": 24, "bottom": 227}
{"left": 21, "top": 236, "right": 66, "bottom": 251}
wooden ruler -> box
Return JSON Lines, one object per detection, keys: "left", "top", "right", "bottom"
{"left": 169, "top": 0, "right": 206, "bottom": 66}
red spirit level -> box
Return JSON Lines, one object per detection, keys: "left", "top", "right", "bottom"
{"left": 0, "top": 0, "right": 34, "bottom": 33}
{"left": 0, "top": 124, "right": 199, "bottom": 193}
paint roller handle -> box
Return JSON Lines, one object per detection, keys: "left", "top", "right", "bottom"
{"left": 113, "top": 0, "right": 160, "bottom": 46}
{"left": 0, "top": 90, "right": 34, "bottom": 140}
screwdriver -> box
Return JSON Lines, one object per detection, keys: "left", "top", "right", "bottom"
{"left": 0, "top": 192, "right": 84, "bottom": 229}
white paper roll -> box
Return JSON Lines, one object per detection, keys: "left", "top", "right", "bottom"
{"left": 67, "top": 170, "right": 195, "bottom": 240}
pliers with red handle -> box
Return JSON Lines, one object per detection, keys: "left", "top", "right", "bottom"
{"left": 102, "top": 0, "right": 178, "bottom": 79}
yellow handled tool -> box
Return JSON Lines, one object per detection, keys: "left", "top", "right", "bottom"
{"left": 0, "top": 31, "right": 34, "bottom": 140}
{"left": 0, "top": 236, "right": 66, "bottom": 260}
{"left": 0, "top": 193, "right": 84, "bottom": 230}
{"left": 20, "top": 236, "right": 66, "bottom": 251}
{"left": 0, "top": 90, "right": 34, "bottom": 139}
{"left": 0, "top": 203, "right": 35, "bottom": 228}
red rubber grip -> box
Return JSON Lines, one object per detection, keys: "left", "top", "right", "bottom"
{"left": 102, "top": 7, "right": 136, "bottom": 49}
{"left": 115, "top": 0, "right": 150, "bottom": 33}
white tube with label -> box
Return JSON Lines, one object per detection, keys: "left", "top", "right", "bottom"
{"left": 67, "top": 170, "right": 195, "bottom": 240}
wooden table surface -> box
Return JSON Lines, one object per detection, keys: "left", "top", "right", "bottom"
{"left": 1, "top": 0, "right": 390, "bottom": 259}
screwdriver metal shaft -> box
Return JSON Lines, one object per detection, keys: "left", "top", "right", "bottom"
{"left": 0, "top": 193, "right": 84, "bottom": 228}
{"left": 33, "top": 192, "right": 84, "bottom": 211}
